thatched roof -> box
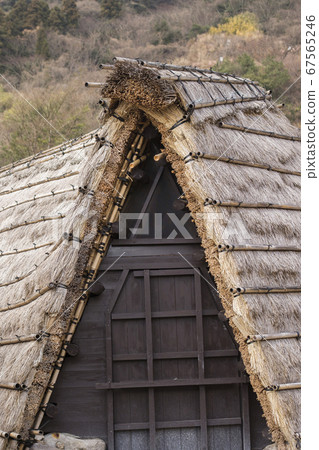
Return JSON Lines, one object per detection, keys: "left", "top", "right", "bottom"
{"left": 0, "top": 57, "right": 300, "bottom": 450}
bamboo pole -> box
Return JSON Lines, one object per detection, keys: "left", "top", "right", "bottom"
{"left": 0, "top": 284, "right": 55, "bottom": 313}
{"left": 191, "top": 94, "right": 271, "bottom": 109}
{"left": 0, "top": 382, "right": 22, "bottom": 390}
{"left": 0, "top": 431, "right": 9, "bottom": 439}
{"left": 218, "top": 122, "right": 301, "bottom": 142}
{"left": 0, "top": 334, "right": 44, "bottom": 346}
{"left": 204, "top": 198, "right": 300, "bottom": 211}
{"left": 99, "top": 64, "right": 115, "bottom": 70}
{"left": 0, "top": 242, "right": 54, "bottom": 257}
{"left": 0, "top": 141, "right": 94, "bottom": 181}
{"left": 9, "top": 432, "right": 22, "bottom": 440}
{"left": 0, "top": 172, "right": 79, "bottom": 197}
{"left": 189, "top": 152, "right": 301, "bottom": 176}
{"left": 154, "top": 153, "right": 166, "bottom": 161}
{"left": 112, "top": 57, "right": 259, "bottom": 85}
{"left": 246, "top": 332, "right": 300, "bottom": 344}
{"left": 230, "top": 286, "right": 301, "bottom": 295}
{"left": 0, "top": 187, "right": 77, "bottom": 214}
{"left": 157, "top": 74, "right": 257, "bottom": 85}
{"left": 129, "top": 155, "right": 147, "bottom": 170}
{"left": 265, "top": 383, "right": 301, "bottom": 391}
{"left": 0, "top": 215, "right": 65, "bottom": 235}
{"left": 29, "top": 430, "right": 44, "bottom": 436}
{"left": 84, "top": 82, "right": 104, "bottom": 88}
{"left": 0, "top": 132, "right": 96, "bottom": 176}
{"left": 218, "top": 244, "right": 301, "bottom": 252}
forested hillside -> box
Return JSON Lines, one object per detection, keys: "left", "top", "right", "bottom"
{"left": 0, "top": 0, "right": 301, "bottom": 165}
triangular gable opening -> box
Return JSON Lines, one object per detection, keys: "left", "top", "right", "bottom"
{"left": 38, "top": 126, "right": 272, "bottom": 450}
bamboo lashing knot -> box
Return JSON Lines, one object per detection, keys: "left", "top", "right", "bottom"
{"left": 169, "top": 104, "right": 195, "bottom": 131}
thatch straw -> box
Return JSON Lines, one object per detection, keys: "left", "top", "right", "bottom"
{"left": 0, "top": 58, "right": 300, "bottom": 450}
{"left": 101, "top": 62, "right": 177, "bottom": 109}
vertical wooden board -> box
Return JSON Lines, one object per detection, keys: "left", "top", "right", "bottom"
{"left": 154, "top": 275, "right": 176, "bottom": 311}
{"left": 200, "top": 275, "right": 220, "bottom": 311}
{"left": 112, "top": 319, "right": 146, "bottom": 355}
{"left": 114, "top": 389, "right": 149, "bottom": 424}
{"left": 208, "top": 425, "right": 242, "bottom": 450}
{"left": 176, "top": 317, "right": 198, "bottom": 352}
{"left": 206, "top": 386, "right": 241, "bottom": 419}
{"left": 204, "top": 357, "right": 240, "bottom": 378}
{"left": 203, "top": 316, "right": 236, "bottom": 350}
{"left": 113, "top": 272, "right": 144, "bottom": 314}
{"left": 248, "top": 385, "right": 272, "bottom": 449}
{"left": 152, "top": 318, "right": 177, "bottom": 353}
{"left": 115, "top": 431, "right": 149, "bottom": 450}
{"left": 173, "top": 274, "right": 195, "bottom": 310}
{"left": 113, "top": 361, "right": 148, "bottom": 382}
{"left": 154, "top": 388, "right": 199, "bottom": 422}
{"left": 153, "top": 359, "right": 198, "bottom": 381}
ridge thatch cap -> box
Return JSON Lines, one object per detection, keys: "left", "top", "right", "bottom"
{"left": 101, "top": 61, "right": 177, "bottom": 109}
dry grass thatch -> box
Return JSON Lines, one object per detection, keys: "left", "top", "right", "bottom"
{"left": 0, "top": 58, "right": 300, "bottom": 450}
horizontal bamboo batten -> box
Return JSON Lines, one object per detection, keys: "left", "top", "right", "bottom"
{"left": 204, "top": 198, "right": 301, "bottom": 211}
{"left": 264, "top": 383, "right": 301, "bottom": 392}
{"left": 230, "top": 286, "right": 301, "bottom": 296}
{"left": 0, "top": 382, "right": 25, "bottom": 391}
{"left": 184, "top": 152, "right": 301, "bottom": 176}
{"left": 157, "top": 74, "right": 258, "bottom": 86}
{"left": 218, "top": 122, "right": 301, "bottom": 142}
{"left": 32, "top": 121, "right": 150, "bottom": 433}
{"left": 0, "top": 333, "right": 48, "bottom": 346}
{"left": 112, "top": 57, "right": 259, "bottom": 85}
{"left": 0, "top": 215, "right": 65, "bottom": 235}
{"left": 190, "top": 94, "right": 271, "bottom": 110}
{"left": 0, "top": 431, "right": 9, "bottom": 439}
{"left": 0, "top": 242, "right": 54, "bottom": 257}
{"left": 218, "top": 244, "right": 301, "bottom": 252}
{"left": 0, "top": 186, "right": 77, "bottom": 214}
{"left": 0, "top": 172, "right": 79, "bottom": 197}
{"left": 0, "top": 431, "right": 22, "bottom": 440}
{"left": 0, "top": 141, "right": 93, "bottom": 181}
{"left": 0, "top": 283, "right": 56, "bottom": 313}
{"left": 85, "top": 82, "right": 104, "bottom": 88}
{"left": 0, "top": 132, "right": 95, "bottom": 176}
{"left": 246, "top": 332, "right": 300, "bottom": 344}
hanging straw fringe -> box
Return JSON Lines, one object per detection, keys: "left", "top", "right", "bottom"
{"left": 0, "top": 186, "right": 77, "bottom": 214}
{"left": 0, "top": 172, "right": 79, "bottom": 197}
{"left": 264, "top": 383, "right": 301, "bottom": 392}
{"left": 204, "top": 198, "right": 300, "bottom": 211}
{"left": 0, "top": 242, "right": 54, "bottom": 257}
{"left": 183, "top": 152, "right": 301, "bottom": 176}
{"left": 218, "top": 244, "right": 301, "bottom": 252}
{"left": 217, "top": 122, "right": 301, "bottom": 142}
{"left": 0, "top": 331, "right": 50, "bottom": 346}
{"left": 230, "top": 286, "right": 301, "bottom": 296}
{"left": 246, "top": 332, "right": 300, "bottom": 344}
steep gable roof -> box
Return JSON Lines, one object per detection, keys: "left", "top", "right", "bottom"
{"left": 0, "top": 57, "right": 300, "bottom": 450}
